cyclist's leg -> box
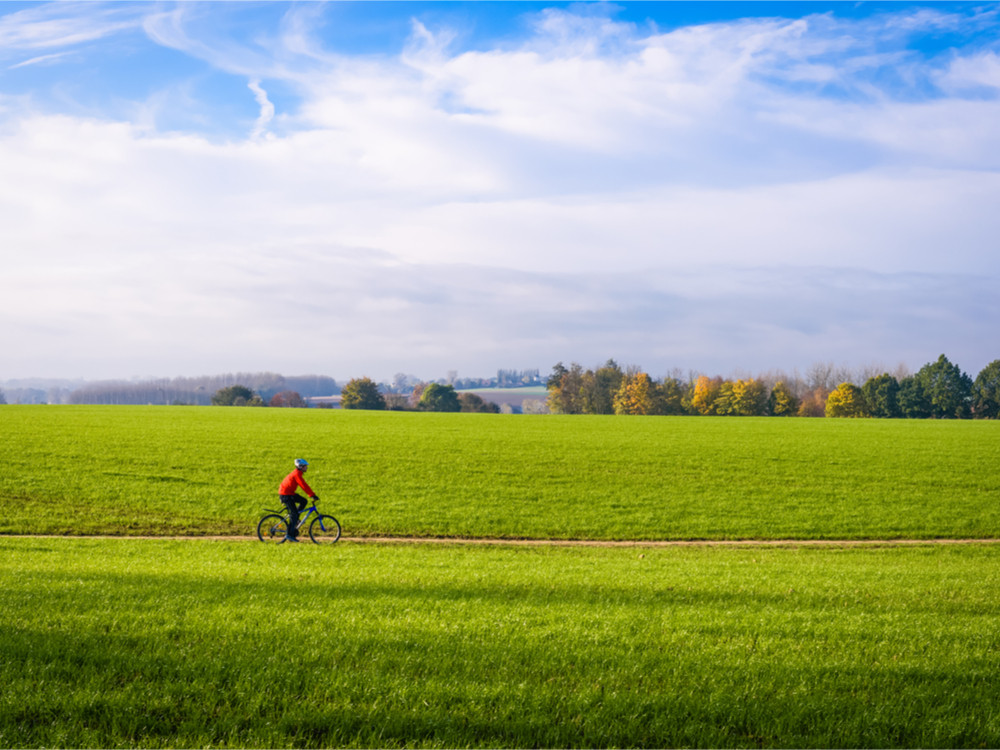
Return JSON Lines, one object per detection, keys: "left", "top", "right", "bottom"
{"left": 280, "top": 494, "right": 304, "bottom": 539}
{"left": 294, "top": 496, "right": 307, "bottom": 535}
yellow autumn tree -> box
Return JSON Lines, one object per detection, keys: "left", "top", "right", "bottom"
{"left": 825, "top": 382, "right": 868, "bottom": 418}
{"left": 713, "top": 380, "right": 736, "bottom": 415}
{"left": 731, "top": 378, "right": 768, "bottom": 416}
{"left": 614, "top": 372, "right": 658, "bottom": 415}
{"left": 690, "top": 375, "right": 722, "bottom": 415}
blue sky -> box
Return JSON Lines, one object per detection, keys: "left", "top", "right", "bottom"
{"left": 1, "top": 1, "right": 998, "bottom": 382}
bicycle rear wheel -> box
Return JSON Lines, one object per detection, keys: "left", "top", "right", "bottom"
{"left": 257, "top": 514, "right": 289, "bottom": 543}
{"left": 309, "top": 514, "right": 341, "bottom": 544}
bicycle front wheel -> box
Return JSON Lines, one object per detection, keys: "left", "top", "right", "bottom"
{"left": 309, "top": 514, "right": 341, "bottom": 544}
{"left": 257, "top": 514, "right": 289, "bottom": 543}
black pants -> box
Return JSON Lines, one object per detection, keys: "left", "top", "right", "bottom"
{"left": 280, "top": 494, "right": 307, "bottom": 538}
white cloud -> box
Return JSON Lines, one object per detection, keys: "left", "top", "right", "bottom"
{"left": 1, "top": 3, "right": 998, "bottom": 379}
{"left": 365, "top": 168, "right": 1000, "bottom": 274}
{"left": 936, "top": 51, "right": 1000, "bottom": 92}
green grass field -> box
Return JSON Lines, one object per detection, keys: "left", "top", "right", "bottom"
{"left": 1, "top": 406, "right": 999, "bottom": 540}
{"left": 2, "top": 537, "right": 998, "bottom": 748}
{"left": 3, "top": 406, "right": 999, "bottom": 747}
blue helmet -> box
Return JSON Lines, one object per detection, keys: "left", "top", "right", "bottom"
{"left": 294, "top": 458, "right": 308, "bottom": 471}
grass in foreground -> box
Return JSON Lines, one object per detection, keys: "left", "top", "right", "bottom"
{"left": 2, "top": 538, "right": 998, "bottom": 748}
{"left": 1, "top": 406, "right": 999, "bottom": 540}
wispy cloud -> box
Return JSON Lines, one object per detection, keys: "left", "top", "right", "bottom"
{"left": 0, "top": 2, "right": 141, "bottom": 52}
{"left": 8, "top": 50, "right": 74, "bottom": 69}
{"left": 141, "top": 4, "right": 266, "bottom": 78}
{"left": 247, "top": 79, "right": 274, "bottom": 139}
{"left": 0, "top": 2, "right": 997, "bottom": 379}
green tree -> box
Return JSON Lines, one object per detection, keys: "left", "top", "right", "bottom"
{"left": 419, "top": 383, "right": 461, "bottom": 412}
{"left": 916, "top": 354, "right": 972, "bottom": 418}
{"left": 898, "top": 376, "right": 931, "bottom": 419}
{"left": 862, "top": 374, "right": 900, "bottom": 418}
{"left": 972, "top": 359, "right": 1000, "bottom": 419}
{"left": 458, "top": 392, "right": 500, "bottom": 413}
{"left": 659, "top": 377, "right": 686, "bottom": 415}
{"left": 211, "top": 385, "right": 262, "bottom": 406}
{"left": 546, "top": 362, "right": 568, "bottom": 390}
{"left": 767, "top": 381, "right": 799, "bottom": 416}
{"left": 546, "top": 362, "right": 585, "bottom": 415}
{"left": 825, "top": 382, "right": 867, "bottom": 418}
{"left": 341, "top": 377, "right": 386, "bottom": 410}
{"left": 581, "top": 360, "right": 623, "bottom": 415}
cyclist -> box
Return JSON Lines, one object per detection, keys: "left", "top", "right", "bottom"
{"left": 279, "top": 458, "right": 318, "bottom": 542}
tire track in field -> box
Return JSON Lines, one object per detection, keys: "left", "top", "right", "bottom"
{"left": 7, "top": 534, "right": 1000, "bottom": 548}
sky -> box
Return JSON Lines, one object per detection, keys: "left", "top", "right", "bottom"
{"left": 1, "top": 1, "right": 998, "bottom": 384}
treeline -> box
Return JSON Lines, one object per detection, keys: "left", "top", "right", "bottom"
{"left": 383, "top": 369, "right": 542, "bottom": 393}
{"left": 2, "top": 386, "right": 63, "bottom": 405}
{"left": 0, "top": 383, "right": 78, "bottom": 405}
{"left": 340, "top": 378, "right": 501, "bottom": 413}
{"left": 68, "top": 373, "right": 338, "bottom": 406}
{"left": 15, "top": 358, "right": 999, "bottom": 417}
{"left": 546, "top": 356, "right": 1000, "bottom": 419}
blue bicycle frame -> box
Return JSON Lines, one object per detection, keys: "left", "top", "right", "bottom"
{"left": 270, "top": 502, "right": 319, "bottom": 531}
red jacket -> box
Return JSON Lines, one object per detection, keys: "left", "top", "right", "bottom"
{"left": 279, "top": 469, "right": 315, "bottom": 497}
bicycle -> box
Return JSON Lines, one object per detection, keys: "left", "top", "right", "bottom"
{"left": 257, "top": 499, "right": 341, "bottom": 544}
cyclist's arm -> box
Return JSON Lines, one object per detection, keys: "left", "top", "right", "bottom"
{"left": 298, "top": 474, "right": 317, "bottom": 498}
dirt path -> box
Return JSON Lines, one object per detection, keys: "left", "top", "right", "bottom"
{"left": 8, "top": 534, "right": 1000, "bottom": 548}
